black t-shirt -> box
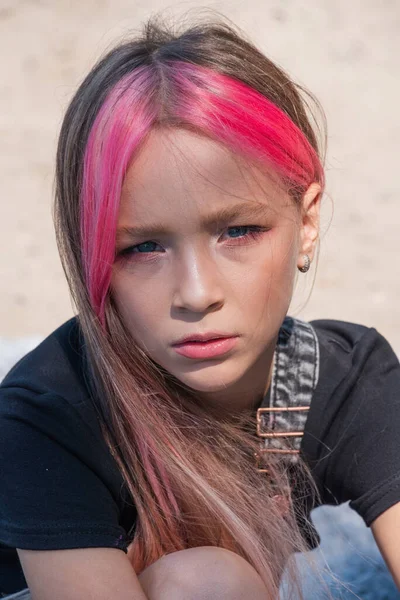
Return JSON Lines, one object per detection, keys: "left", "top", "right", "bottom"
{"left": 1, "top": 316, "right": 400, "bottom": 596}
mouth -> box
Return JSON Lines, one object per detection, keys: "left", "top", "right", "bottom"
{"left": 172, "top": 334, "right": 239, "bottom": 360}
{"left": 172, "top": 332, "right": 236, "bottom": 345}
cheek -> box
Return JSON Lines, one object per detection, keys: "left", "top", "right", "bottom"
{"left": 111, "top": 273, "right": 166, "bottom": 341}
{"left": 236, "top": 232, "right": 298, "bottom": 313}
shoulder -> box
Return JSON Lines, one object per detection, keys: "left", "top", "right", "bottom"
{"left": 310, "top": 318, "right": 398, "bottom": 380}
{"left": 1, "top": 316, "right": 89, "bottom": 405}
{"left": 303, "top": 317, "right": 400, "bottom": 470}
{"left": 0, "top": 316, "right": 107, "bottom": 469}
{"left": 311, "top": 317, "right": 378, "bottom": 353}
{"left": 0, "top": 316, "right": 105, "bottom": 458}
{"left": 306, "top": 317, "right": 399, "bottom": 428}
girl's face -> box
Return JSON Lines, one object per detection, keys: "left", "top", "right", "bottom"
{"left": 111, "top": 128, "right": 320, "bottom": 411}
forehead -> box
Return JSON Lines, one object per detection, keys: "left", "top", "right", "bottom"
{"left": 119, "top": 128, "right": 288, "bottom": 225}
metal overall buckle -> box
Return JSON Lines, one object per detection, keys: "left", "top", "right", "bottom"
{"left": 254, "top": 406, "right": 310, "bottom": 473}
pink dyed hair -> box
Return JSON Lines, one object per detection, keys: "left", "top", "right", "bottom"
{"left": 81, "top": 61, "right": 325, "bottom": 324}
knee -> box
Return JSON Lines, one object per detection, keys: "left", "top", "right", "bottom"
{"left": 138, "top": 546, "right": 269, "bottom": 600}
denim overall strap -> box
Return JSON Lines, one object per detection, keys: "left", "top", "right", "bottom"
{"left": 255, "top": 316, "right": 320, "bottom": 471}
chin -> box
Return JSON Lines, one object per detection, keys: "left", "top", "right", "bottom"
{"left": 174, "top": 365, "right": 245, "bottom": 395}
{"left": 157, "top": 351, "right": 255, "bottom": 395}
{"left": 185, "top": 379, "right": 236, "bottom": 394}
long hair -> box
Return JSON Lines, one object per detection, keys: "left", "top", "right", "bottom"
{"left": 53, "top": 14, "right": 326, "bottom": 598}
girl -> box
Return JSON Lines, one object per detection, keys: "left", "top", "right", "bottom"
{"left": 1, "top": 15, "right": 399, "bottom": 600}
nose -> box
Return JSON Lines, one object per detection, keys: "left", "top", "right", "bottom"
{"left": 172, "top": 247, "right": 224, "bottom": 314}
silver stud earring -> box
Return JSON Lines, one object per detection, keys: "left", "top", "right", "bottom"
{"left": 298, "top": 254, "right": 311, "bottom": 273}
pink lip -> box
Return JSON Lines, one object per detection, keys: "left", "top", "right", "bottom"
{"left": 173, "top": 331, "right": 236, "bottom": 345}
{"left": 172, "top": 336, "right": 239, "bottom": 359}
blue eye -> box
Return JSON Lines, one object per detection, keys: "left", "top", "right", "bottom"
{"left": 132, "top": 241, "right": 160, "bottom": 253}
{"left": 227, "top": 226, "right": 252, "bottom": 238}
{"left": 225, "top": 225, "right": 267, "bottom": 240}
{"left": 117, "top": 240, "right": 163, "bottom": 262}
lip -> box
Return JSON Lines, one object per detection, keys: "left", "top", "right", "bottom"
{"left": 172, "top": 334, "right": 239, "bottom": 360}
{"left": 172, "top": 331, "right": 236, "bottom": 345}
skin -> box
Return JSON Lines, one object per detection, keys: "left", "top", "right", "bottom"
{"left": 111, "top": 127, "right": 321, "bottom": 414}
{"left": 372, "top": 503, "right": 400, "bottom": 589}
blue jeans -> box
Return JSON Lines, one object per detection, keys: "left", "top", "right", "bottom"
{"left": 281, "top": 504, "right": 400, "bottom": 599}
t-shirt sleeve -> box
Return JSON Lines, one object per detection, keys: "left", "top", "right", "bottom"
{"left": 0, "top": 385, "right": 129, "bottom": 553}
{"left": 303, "top": 323, "right": 400, "bottom": 527}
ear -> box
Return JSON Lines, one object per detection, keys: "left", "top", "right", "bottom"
{"left": 297, "top": 182, "right": 322, "bottom": 268}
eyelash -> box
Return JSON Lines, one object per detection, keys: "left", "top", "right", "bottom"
{"left": 117, "top": 226, "right": 269, "bottom": 262}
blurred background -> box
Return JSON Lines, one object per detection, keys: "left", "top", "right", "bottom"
{"left": 0, "top": 0, "right": 399, "bottom": 349}
{"left": 1, "top": 0, "right": 399, "bottom": 597}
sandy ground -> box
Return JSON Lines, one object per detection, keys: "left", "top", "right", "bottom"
{"left": 1, "top": 0, "right": 399, "bottom": 353}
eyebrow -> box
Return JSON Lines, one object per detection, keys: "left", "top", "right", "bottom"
{"left": 116, "top": 201, "right": 272, "bottom": 241}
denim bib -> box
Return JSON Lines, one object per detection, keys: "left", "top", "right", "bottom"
{"left": 255, "top": 316, "right": 320, "bottom": 470}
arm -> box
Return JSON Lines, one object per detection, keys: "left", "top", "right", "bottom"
{"left": 371, "top": 502, "right": 400, "bottom": 590}
{"left": 17, "top": 547, "right": 149, "bottom": 600}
